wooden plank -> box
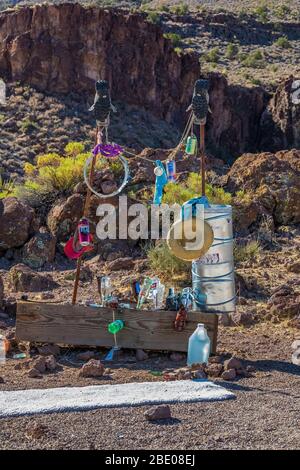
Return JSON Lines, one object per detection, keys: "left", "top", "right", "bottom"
{"left": 16, "top": 302, "right": 218, "bottom": 353}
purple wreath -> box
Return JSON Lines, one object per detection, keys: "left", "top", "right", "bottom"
{"left": 93, "top": 143, "right": 123, "bottom": 158}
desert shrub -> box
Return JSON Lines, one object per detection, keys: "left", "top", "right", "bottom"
{"left": 225, "top": 43, "right": 239, "bottom": 60}
{"left": 147, "top": 241, "right": 190, "bottom": 280}
{"left": 241, "top": 50, "right": 265, "bottom": 68}
{"left": 203, "top": 48, "right": 220, "bottom": 63}
{"left": 174, "top": 47, "right": 183, "bottom": 56}
{"left": 254, "top": 4, "right": 269, "bottom": 23}
{"left": 235, "top": 190, "right": 252, "bottom": 204}
{"left": 64, "top": 141, "right": 85, "bottom": 157}
{"left": 273, "top": 5, "right": 291, "bottom": 19}
{"left": 234, "top": 240, "right": 261, "bottom": 263}
{"left": 173, "top": 3, "right": 189, "bottom": 15}
{"left": 162, "top": 172, "right": 232, "bottom": 206}
{"left": 163, "top": 32, "right": 182, "bottom": 47}
{"left": 146, "top": 11, "right": 160, "bottom": 24}
{"left": 36, "top": 153, "right": 62, "bottom": 168}
{"left": 20, "top": 118, "right": 39, "bottom": 134}
{"left": 0, "top": 175, "right": 15, "bottom": 199}
{"left": 274, "top": 36, "right": 291, "bottom": 49}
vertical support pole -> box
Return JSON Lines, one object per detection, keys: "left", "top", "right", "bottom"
{"left": 71, "top": 126, "right": 100, "bottom": 305}
{"left": 200, "top": 123, "right": 205, "bottom": 197}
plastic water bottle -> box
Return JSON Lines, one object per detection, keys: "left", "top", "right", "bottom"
{"left": 187, "top": 323, "right": 210, "bottom": 366}
{"left": 185, "top": 135, "right": 197, "bottom": 155}
{"left": 108, "top": 319, "right": 124, "bottom": 334}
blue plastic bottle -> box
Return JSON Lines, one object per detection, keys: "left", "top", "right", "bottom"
{"left": 187, "top": 323, "right": 211, "bottom": 366}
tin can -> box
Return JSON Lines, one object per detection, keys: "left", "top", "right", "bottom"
{"left": 185, "top": 135, "right": 197, "bottom": 155}
{"left": 166, "top": 160, "right": 176, "bottom": 182}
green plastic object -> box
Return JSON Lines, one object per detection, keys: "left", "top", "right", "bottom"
{"left": 185, "top": 135, "right": 197, "bottom": 155}
{"left": 108, "top": 319, "right": 124, "bottom": 334}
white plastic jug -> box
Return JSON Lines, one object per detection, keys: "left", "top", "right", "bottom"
{"left": 187, "top": 323, "right": 211, "bottom": 366}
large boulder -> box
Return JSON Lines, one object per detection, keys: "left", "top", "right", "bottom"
{"left": 47, "top": 194, "right": 84, "bottom": 242}
{"left": 22, "top": 231, "right": 56, "bottom": 268}
{"left": 0, "top": 198, "right": 36, "bottom": 250}
{"left": 227, "top": 150, "right": 300, "bottom": 225}
{"left": 8, "top": 263, "right": 58, "bottom": 292}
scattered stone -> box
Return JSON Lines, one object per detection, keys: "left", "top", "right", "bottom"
{"left": 0, "top": 198, "right": 36, "bottom": 250}
{"left": 79, "top": 359, "right": 104, "bottom": 378}
{"left": 291, "top": 340, "right": 300, "bottom": 351}
{"left": 287, "top": 261, "right": 300, "bottom": 274}
{"left": 208, "top": 356, "right": 223, "bottom": 364}
{"left": 104, "top": 368, "right": 111, "bottom": 375}
{"left": 183, "top": 371, "right": 193, "bottom": 380}
{"left": 135, "top": 349, "right": 148, "bottom": 362}
{"left": 292, "top": 350, "right": 300, "bottom": 366}
{"left": 45, "top": 355, "right": 57, "bottom": 371}
{"left": 231, "top": 310, "right": 256, "bottom": 327}
{"left": 22, "top": 231, "right": 56, "bottom": 269}
{"left": 246, "top": 365, "right": 256, "bottom": 372}
{"left": 144, "top": 404, "right": 171, "bottom": 421}
{"left": 37, "top": 344, "right": 60, "bottom": 357}
{"left": 224, "top": 357, "right": 242, "bottom": 371}
{"left": 206, "top": 363, "right": 223, "bottom": 377}
{"left": 0, "top": 376, "right": 4, "bottom": 383}
{"left": 77, "top": 350, "right": 95, "bottom": 361}
{"left": 25, "top": 421, "right": 48, "bottom": 439}
{"left": 47, "top": 193, "right": 84, "bottom": 242}
{"left": 221, "top": 368, "right": 236, "bottom": 381}
{"left": 32, "top": 356, "right": 47, "bottom": 373}
{"left": 28, "top": 368, "right": 42, "bottom": 378}
{"left": 8, "top": 264, "right": 58, "bottom": 292}
{"left": 107, "top": 257, "right": 134, "bottom": 271}
{"left": 194, "top": 369, "right": 207, "bottom": 379}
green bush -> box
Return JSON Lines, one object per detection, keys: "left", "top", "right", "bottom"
{"left": 173, "top": 3, "right": 189, "bottom": 15}
{"left": 162, "top": 172, "right": 232, "bottom": 206}
{"left": 225, "top": 43, "right": 239, "bottom": 60}
{"left": 147, "top": 241, "right": 190, "bottom": 281}
{"left": 234, "top": 240, "right": 261, "bottom": 263}
{"left": 163, "top": 32, "right": 182, "bottom": 47}
{"left": 20, "top": 118, "right": 39, "bottom": 134}
{"left": 274, "top": 36, "right": 291, "bottom": 49}
{"left": 147, "top": 11, "right": 160, "bottom": 24}
{"left": 274, "top": 5, "right": 291, "bottom": 19}
{"left": 64, "top": 141, "right": 85, "bottom": 157}
{"left": 241, "top": 50, "right": 265, "bottom": 68}
{"left": 0, "top": 175, "right": 15, "bottom": 199}
{"left": 203, "top": 48, "right": 220, "bottom": 63}
{"left": 254, "top": 4, "right": 269, "bottom": 23}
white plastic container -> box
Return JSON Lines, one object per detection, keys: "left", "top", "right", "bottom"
{"left": 187, "top": 323, "right": 211, "bottom": 366}
{"left": 192, "top": 204, "right": 235, "bottom": 313}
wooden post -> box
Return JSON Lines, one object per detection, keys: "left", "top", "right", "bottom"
{"left": 200, "top": 123, "right": 205, "bottom": 197}
{"left": 72, "top": 126, "right": 101, "bottom": 305}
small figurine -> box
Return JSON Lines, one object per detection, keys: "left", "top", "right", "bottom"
{"left": 187, "top": 79, "right": 211, "bottom": 125}
{"left": 89, "top": 80, "right": 117, "bottom": 125}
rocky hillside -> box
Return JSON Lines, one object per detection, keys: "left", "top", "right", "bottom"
{"left": 0, "top": 3, "right": 300, "bottom": 162}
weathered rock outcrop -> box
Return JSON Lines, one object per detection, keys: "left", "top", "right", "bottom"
{"left": 0, "top": 197, "right": 36, "bottom": 250}
{"left": 227, "top": 149, "right": 300, "bottom": 225}
{"left": 260, "top": 76, "right": 300, "bottom": 152}
{"left": 0, "top": 4, "right": 267, "bottom": 158}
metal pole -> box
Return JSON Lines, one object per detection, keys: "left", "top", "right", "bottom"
{"left": 71, "top": 126, "right": 100, "bottom": 305}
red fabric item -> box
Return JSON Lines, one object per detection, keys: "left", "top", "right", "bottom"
{"left": 64, "top": 235, "right": 93, "bottom": 259}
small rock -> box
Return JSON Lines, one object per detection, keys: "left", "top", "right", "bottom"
{"left": 163, "top": 372, "right": 177, "bottom": 381}
{"left": 288, "top": 262, "right": 300, "bottom": 274}
{"left": 144, "top": 404, "right": 171, "bottom": 421}
{"left": 170, "top": 352, "right": 185, "bottom": 363}
{"left": 77, "top": 350, "right": 95, "bottom": 361}
{"left": 107, "top": 257, "right": 134, "bottom": 271}
{"left": 136, "top": 349, "right": 148, "bottom": 362}
{"left": 26, "top": 421, "right": 48, "bottom": 439}
{"left": 37, "top": 344, "right": 60, "bottom": 357}
{"left": 221, "top": 368, "right": 236, "bottom": 381}
{"left": 231, "top": 310, "right": 256, "bottom": 327}
{"left": 224, "top": 357, "right": 242, "bottom": 371}
{"left": 45, "top": 355, "right": 57, "bottom": 371}
{"left": 79, "top": 359, "right": 104, "bottom": 378}
{"left": 246, "top": 365, "right": 256, "bottom": 372}
{"left": 32, "top": 356, "right": 47, "bottom": 373}
{"left": 104, "top": 368, "right": 111, "bottom": 375}
{"left": 183, "top": 371, "right": 193, "bottom": 380}
{"left": 292, "top": 350, "right": 300, "bottom": 366}
{"left": 194, "top": 369, "right": 207, "bottom": 379}
{"left": 28, "top": 368, "right": 42, "bottom": 378}
{"left": 208, "top": 356, "right": 223, "bottom": 364}
{"left": 0, "top": 376, "right": 4, "bottom": 383}
{"left": 206, "top": 363, "right": 223, "bottom": 377}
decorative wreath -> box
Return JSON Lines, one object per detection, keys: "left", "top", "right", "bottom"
{"left": 83, "top": 143, "right": 129, "bottom": 199}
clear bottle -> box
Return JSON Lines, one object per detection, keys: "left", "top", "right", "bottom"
{"left": 101, "top": 276, "right": 112, "bottom": 305}
{"left": 187, "top": 323, "right": 211, "bottom": 366}
{"left": 0, "top": 335, "right": 5, "bottom": 364}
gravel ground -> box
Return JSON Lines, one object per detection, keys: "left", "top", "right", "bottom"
{"left": 0, "top": 324, "right": 299, "bottom": 450}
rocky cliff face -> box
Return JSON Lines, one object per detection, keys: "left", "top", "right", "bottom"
{"left": 0, "top": 3, "right": 269, "bottom": 158}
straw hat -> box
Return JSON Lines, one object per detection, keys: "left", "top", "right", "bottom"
{"left": 167, "top": 216, "right": 214, "bottom": 261}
